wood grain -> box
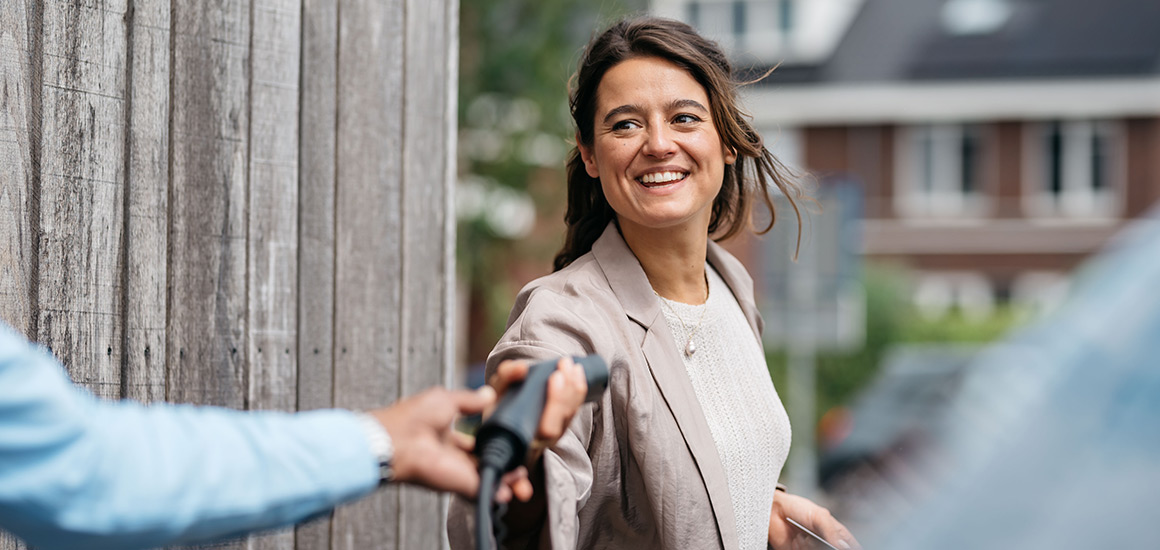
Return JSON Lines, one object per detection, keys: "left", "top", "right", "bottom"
{"left": 246, "top": 0, "right": 301, "bottom": 548}
{"left": 167, "top": 0, "right": 250, "bottom": 409}
{"left": 0, "top": 0, "right": 37, "bottom": 342}
{"left": 122, "top": 0, "right": 171, "bottom": 403}
{"left": 0, "top": 0, "right": 458, "bottom": 547}
{"left": 36, "top": 0, "right": 128, "bottom": 400}
{"left": 331, "top": 0, "right": 405, "bottom": 547}
{"left": 399, "top": 0, "right": 455, "bottom": 545}
{"left": 168, "top": 0, "right": 251, "bottom": 547}
{"left": 295, "top": 0, "right": 338, "bottom": 544}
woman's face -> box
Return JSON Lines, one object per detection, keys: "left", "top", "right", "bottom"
{"left": 578, "top": 56, "right": 735, "bottom": 237}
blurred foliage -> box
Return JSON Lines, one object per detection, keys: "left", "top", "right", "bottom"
{"left": 767, "top": 263, "right": 1027, "bottom": 423}
{"left": 898, "top": 305, "right": 1026, "bottom": 344}
{"left": 457, "top": 0, "right": 639, "bottom": 360}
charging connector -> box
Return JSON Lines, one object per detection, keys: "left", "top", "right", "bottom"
{"left": 472, "top": 355, "right": 609, "bottom": 550}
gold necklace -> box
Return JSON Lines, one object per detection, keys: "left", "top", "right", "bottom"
{"left": 654, "top": 285, "right": 709, "bottom": 357}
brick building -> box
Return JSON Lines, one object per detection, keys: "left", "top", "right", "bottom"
{"left": 654, "top": 0, "right": 1160, "bottom": 316}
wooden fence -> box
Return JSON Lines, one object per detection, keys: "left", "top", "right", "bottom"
{"left": 0, "top": 0, "right": 458, "bottom": 548}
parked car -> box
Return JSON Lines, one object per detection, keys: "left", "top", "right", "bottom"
{"left": 870, "top": 204, "right": 1160, "bottom": 549}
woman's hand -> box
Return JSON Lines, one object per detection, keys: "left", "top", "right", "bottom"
{"left": 486, "top": 357, "right": 589, "bottom": 495}
{"left": 482, "top": 357, "right": 590, "bottom": 537}
{"left": 488, "top": 357, "right": 589, "bottom": 448}
{"left": 768, "top": 490, "right": 861, "bottom": 550}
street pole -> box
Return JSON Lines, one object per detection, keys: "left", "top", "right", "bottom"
{"left": 786, "top": 232, "right": 819, "bottom": 500}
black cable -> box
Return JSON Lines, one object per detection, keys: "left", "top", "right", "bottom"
{"left": 477, "top": 465, "right": 500, "bottom": 550}
{"left": 476, "top": 426, "right": 519, "bottom": 550}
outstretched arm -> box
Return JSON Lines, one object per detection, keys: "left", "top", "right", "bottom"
{"left": 0, "top": 324, "right": 379, "bottom": 549}
{"left": 0, "top": 324, "right": 538, "bottom": 550}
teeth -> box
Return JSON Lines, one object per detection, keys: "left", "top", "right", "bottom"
{"left": 639, "top": 171, "right": 686, "bottom": 184}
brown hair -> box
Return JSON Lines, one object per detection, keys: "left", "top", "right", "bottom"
{"left": 553, "top": 16, "right": 803, "bottom": 271}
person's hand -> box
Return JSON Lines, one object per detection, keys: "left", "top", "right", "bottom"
{"left": 474, "top": 357, "right": 590, "bottom": 536}
{"left": 768, "top": 490, "right": 861, "bottom": 550}
{"left": 368, "top": 386, "right": 529, "bottom": 503}
{"left": 488, "top": 357, "right": 589, "bottom": 449}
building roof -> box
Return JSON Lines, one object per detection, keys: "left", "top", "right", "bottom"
{"left": 910, "top": 0, "right": 1160, "bottom": 80}
{"left": 755, "top": 0, "right": 1160, "bottom": 86}
{"left": 740, "top": 0, "right": 1160, "bottom": 124}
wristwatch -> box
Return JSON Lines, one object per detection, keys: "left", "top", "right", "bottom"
{"left": 358, "top": 413, "right": 395, "bottom": 485}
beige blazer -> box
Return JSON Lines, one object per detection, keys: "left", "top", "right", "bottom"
{"left": 449, "top": 223, "right": 767, "bottom": 549}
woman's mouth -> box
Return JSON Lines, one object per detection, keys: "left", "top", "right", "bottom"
{"left": 636, "top": 171, "right": 688, "bottom": 188}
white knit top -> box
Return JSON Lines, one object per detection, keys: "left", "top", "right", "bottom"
{"left": 657, "top": 265, "right": 792, "bottom": 550}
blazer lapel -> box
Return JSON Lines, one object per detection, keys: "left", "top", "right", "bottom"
{"left": 591, "top": 223, "right": 740, "bottom": 550}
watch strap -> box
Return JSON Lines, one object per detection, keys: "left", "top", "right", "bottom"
{"left": 357, "top": 413, "right": 394, "bottom": 485}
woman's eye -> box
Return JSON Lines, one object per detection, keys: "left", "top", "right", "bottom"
{"left": 674, "top": 114, "right": 701, "bottom": 124}
{"left": 612, "top": 120, "right": 640, "bottom": 131}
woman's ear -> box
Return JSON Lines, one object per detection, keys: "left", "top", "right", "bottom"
{"left": 577, "top": 133, "right": 600, "bottom": 178}
{"left": 724, "top": 144, "right": 738, "bottom": 165}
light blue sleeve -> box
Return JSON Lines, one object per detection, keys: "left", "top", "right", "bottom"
{"left": 0, "top": 324, "right": 380, "bottom": 550}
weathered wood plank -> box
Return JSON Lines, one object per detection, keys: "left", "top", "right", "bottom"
{"left": 36, "top": 0, "right": 129, "bottom": 400}
{"left": 246, "top": 0, "right": 300, "bottom": 420}
{"left": 2, "top": 1, "right": 36, "bottom": 545}
{"left": 168, "top": 2, "right": 251, "bottom": 548}
{"left": 0, "top": 0, "right": 457, "bottom": 547}
{"left": 167, "top": 0, "right": 250, "bottom": 409}
{"left": 441, "top": 6, "right": 461, "bottom": 545}
{"left": 122, "top": 0, "right": 171, "bottom": 404}
{"left": 0, "top": 0, "right": 37, "bottom": 344}
{"left": 332, "top": 0, "right": 405, "bottom": 547}
{"left": 246, "top": 0, "right": 301, "bottom": 549}
{"left": 399, "top": 0, "right": 456, "bottom": 545}
{"left": 247, "top": 0, "right": 300, "bottom": 414}
{"left": 295, "top": 0, "right": 338, "bottom": 545}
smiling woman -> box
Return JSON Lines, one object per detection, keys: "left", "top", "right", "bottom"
{"left": 554, "top": 18, "right": 803, "bottom": 275}
{"left": 448, "top": 16, "right": 861, "bottom": 550}
{"left": 578, "top": 56, "right": 737, "bottom": 249}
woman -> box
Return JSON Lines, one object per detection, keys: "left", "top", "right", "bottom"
{"left": 450, "top": 17, "right": 860, "bottom": 550}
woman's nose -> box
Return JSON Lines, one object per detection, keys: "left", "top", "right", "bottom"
{"left": 642, "top": 125, "right": 677, "bottom": 158}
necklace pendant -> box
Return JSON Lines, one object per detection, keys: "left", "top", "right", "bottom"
{"left": 684, "top": 339, "right": 696, "bottom": 357}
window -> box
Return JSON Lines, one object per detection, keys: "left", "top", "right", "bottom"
{"left": 778, "top": 0, "right": 795, "bottom": 34}
{"left": 913, "top": 272, "right": 996, "bottom": 321}
{"left": 675, "top": 0, "right": 862, "bottom": 65}
{"left": 683, "top": 0, "right": 793, "bottom": 57}
{"left": 940, "top": 0, "right": 1013, "bottom": 36}
{"left": 896, "top": 123, "right": 989, "bottom": 218}
{"left": 1024, "top": 120, "right": 1120, "bottom": 219}
{"left": 733, "top": 1, "right": 747, "bottom": 36}
{"left": 684, "top": 1, "right": 736, "bottom": 49}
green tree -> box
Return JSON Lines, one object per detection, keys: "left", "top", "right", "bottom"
{"left": 768, "top": 263, "right": 1028, "bottom": 429}
{"left": 457, "top": 0, "right": 638, "bottom": 362}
